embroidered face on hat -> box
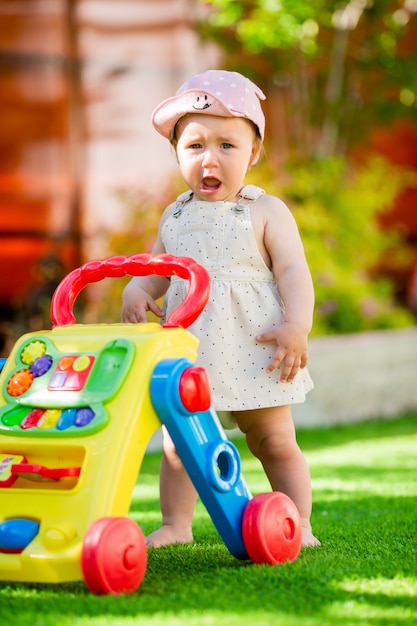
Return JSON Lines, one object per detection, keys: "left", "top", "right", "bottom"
{"left": 152, "top": 69, "right": 266, "bottom": 141}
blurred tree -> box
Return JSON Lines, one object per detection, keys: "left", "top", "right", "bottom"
{"left": 197, "top": 0, "right": 417, "bottom": 158}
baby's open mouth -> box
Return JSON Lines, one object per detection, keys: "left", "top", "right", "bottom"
{"left": 202, "top": 177, "right": 221, "bottom": 190}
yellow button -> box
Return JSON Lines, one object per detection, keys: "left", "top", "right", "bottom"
{"left": 73, "top": 355, "right": 91, "bottom": 372}
{"left": 38, "top": 409, "right": 62, "bottom": 429}
{"left": 21, "top": 341, "right": 46, "bottom": 365}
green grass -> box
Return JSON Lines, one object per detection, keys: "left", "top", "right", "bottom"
{"left": 1, "top": 415, "right": 416, "bottom": 625}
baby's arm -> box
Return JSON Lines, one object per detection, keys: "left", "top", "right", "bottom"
{"left": 121, "top": 204, "right": 173, "bottom": 323}
{"left": 256, "top": 196, "right": 314, "bottom": 382}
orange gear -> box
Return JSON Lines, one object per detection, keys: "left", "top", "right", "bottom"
{"left": 6, "top": 369, "right": 34, "bottom": 396}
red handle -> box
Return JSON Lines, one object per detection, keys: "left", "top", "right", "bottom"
{"left": 50, "top": 254, "right": 211, "bottom": 329}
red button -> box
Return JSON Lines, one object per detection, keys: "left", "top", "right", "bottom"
{"left": 21, "top": 408, "right": 44, "bottom": 429}
{"left": 179, "top": 367, "right": 211, "bottom": 413}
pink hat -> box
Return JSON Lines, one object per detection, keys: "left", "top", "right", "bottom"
{"left": 152, "top": 69, "right": 266, "bottom": 140}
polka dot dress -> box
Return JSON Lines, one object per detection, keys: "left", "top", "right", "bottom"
{"left": 161, "top": 185, "right": 314, "bottom": 411}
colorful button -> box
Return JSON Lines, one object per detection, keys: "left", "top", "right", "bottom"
{"left": 58, "top": 356, "right": 75, "bottom": 371}
{"left": 0, "top": 519, "right": 40, "bottom": 553}
{"left": 57, "top": 408, "right": 77, "bottom": 430}
{"left": 73, "top": 355, "right": 91, "bottom": 372}
{"left": 75, "top": 407, "right": 95, "bottom": 427}
{"left": 6, "top": 369, "right": 34, "bottom": 396}
{"left": 38, "top": 409, "right": 62, "bottom": 430}
{"left": 1, "top": 406, "right": 29, "bottom": 427}
{"left": 21, "top": 408, "right": 44, "bottom": 430}
{"left": 30, "top": 355, "right": 53, "bottom": 377}
{"left": 20, "top": 341, "right": 46, "bottom": 365}
{"left": 49, "top": 371, "right": 68, "bottom": 388}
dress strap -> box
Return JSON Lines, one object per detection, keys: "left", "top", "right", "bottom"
{"left": 238, "top": 185, "right": 265, "bottom": 201}
{"left": 233, "top": 185, "right": 265, "bottom": 214}
{"left": 173, "top": 190, "right": 193, "bottom": 217}
{"left": 175, "top": 190, "right": 193, "bottom": 204}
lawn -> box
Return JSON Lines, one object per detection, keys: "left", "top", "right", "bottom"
{"left": 0, "top": 415, "right": 416, "bottom": 626}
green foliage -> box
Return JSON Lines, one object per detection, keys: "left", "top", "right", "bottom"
{"left": 200, "top": 0, "right": 327, "bottom": 56}
{"left": 197, "top": 0, "right": 417, "bottom": 156}
{"left": 247, "top": 155, "right": 415, "bottom": 334}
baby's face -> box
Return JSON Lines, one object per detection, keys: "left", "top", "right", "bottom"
{"left": 174, "top": 114, "right": 260, "bottom": 203}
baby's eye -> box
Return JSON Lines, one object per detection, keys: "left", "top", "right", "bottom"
{"left": 221, "top": 142, "right": 233, "bottom": 149}
{"left": 189, "top": 143, "right": 202, "bottom": 149}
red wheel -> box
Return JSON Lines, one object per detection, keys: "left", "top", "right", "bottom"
{"left": 242, "top": 492, "right": 302, "bottom": 564}
{"left": 81, "top": 517, "right": 147, "bottom": 595}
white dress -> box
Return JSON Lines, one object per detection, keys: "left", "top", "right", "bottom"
{"left": 161, "top": 185, "right": 314, "bottom": 412}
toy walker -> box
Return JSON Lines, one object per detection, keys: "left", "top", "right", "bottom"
{"left": 0, "top": 254, "right": 301, "bottom": 595}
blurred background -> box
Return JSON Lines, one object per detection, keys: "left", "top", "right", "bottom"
{"left": 0, "top": 0, "right": 416, "bottom": 352}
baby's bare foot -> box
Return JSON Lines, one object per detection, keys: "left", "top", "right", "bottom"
{"left": 302, "top": 527, "right": 321, "bottom": 547}
{"left": 145, "top": 524, "right": 193, "bottom": 548}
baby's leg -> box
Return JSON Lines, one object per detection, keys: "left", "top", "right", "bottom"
{"left": 235, "top": 406, "right": 320, "bottom": 548}
{"left": 146, "top": 426, "right": 198, "bottom": 547}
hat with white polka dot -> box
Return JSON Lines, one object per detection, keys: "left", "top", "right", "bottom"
{"left": 152, "top": 69, "right": 266, "bottom": 141}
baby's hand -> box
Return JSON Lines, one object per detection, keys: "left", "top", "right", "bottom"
{"left": 121, "top": 289, "right": 164, "bottom": 323}
{"left": 256, "top": 322, "right": 309, "bottom": 383}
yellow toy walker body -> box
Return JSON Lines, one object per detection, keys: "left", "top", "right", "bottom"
{"left": 0, "top": 254, "right": 302, "bottom": 595}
